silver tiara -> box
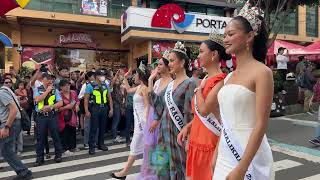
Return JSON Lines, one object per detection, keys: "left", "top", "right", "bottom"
{"left": 237, "top": 0, "right": 264, "bottom": 35}
{"left": 209, "top": 29, "right": 224, "bottom": 47}
{"left": 162, "top": 50, "right": 170, "bottom": 60}
{"left": 172, "top": 41, "right": 187, "bottom": 56}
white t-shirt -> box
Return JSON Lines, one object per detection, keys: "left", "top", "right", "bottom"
{"left": 78, "top": 83, "right": 87, "bottom": 99}
{"left": 276, "top": 54, "right": 289, "bottom": 70}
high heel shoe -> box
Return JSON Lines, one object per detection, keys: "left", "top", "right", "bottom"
{"left": 110, "top": 172, "right": 126, "bottom": 180}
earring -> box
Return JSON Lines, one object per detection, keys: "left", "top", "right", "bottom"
{"left": 211, "top": 57, "right": 215, "bottom": 62}
{"left": 246, "top": 42, "right": 250, "bottom": 51}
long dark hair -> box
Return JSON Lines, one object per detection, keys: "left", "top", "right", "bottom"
{"left": 136, "top": 68, "right": 150, "bottom": 86}
{"left": 232, "top": 16, "right": 268, "bottom": 62}
{"left": 161, "top": 57, "right": 169, "bottom": 67}
{"left": 203, "top": 40, "right": 231, "bottom": 61}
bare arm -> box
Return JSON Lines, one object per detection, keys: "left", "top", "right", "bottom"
{"left": 123, "top": 77, "right": 138, "bottom": 93}
{"left": 34, "top": 87, "right": 52, "bottom": 103}
{"left": 142, "top": 86, "right": 150, "bottom": 122}
{"left": 196, "top": 81, "right": 223, "bottom": 118}
{"left": 108, "top": 93, "right": 113, "bottom": 112}
{"left": 52, "top": 101, "right": 63, "bottom": 110}
{"left": 237, "top": 68, "right": 274, "bottom": 173}
{"left": 84, "top": 94, "right": 90, "bottom": 114}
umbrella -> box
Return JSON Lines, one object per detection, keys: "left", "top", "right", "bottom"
{"left": 0, "top": 0, "right": 30, "bottom": 16}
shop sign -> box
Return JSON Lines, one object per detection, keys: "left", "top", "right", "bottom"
{"left": 121, "top": 5, "right": 231, "bottom": 35}
{"left": 59, "top": 32, "right": 96, "bottom": 47}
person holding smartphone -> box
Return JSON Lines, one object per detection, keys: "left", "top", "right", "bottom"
{"left": 58, "top": 79, "right": 80, "bottom": 156}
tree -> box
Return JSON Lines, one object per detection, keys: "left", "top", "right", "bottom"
{"left": 227, "top": 0, "right": 319, "bottom": 47}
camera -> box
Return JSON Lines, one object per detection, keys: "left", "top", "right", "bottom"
{"left": 40, "top": 64, "right": 48, "bottom": 72}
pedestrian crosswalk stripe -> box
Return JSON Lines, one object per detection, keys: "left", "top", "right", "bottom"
{"left": 0, "top": 150, "right": 132, "bottom": 178}
{"left": 274, "top": 159, "right": 303, "bottom": 171}
{"left": 33, "top": 159, "right": 142, "bottom": 180}
{"left": 3, "top": 139, "right": 115, "bottom": 158}
{"left": 0, "top": 144, "right": 127, "bottom": 168}
{"left": 298, "top": 174, "right": 320, "bottom": 180}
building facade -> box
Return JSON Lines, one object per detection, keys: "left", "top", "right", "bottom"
{"left": 0, "top": 0, "right": 319, "bottom": 72}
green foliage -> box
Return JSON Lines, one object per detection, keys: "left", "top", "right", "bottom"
{"left": 187, "top": 44, "right": 200, "bottom": 60}
{"left": 18, "top": 66, "right": 33, "bottom": 78}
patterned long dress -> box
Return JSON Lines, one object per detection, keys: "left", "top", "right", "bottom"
{"left": 153, "top": 78, "right": 197, "bottom": 180}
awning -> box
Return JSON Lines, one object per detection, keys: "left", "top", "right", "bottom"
{"left": 0, "top": 32, "right": 13, "bottom": 48}
{"left": 267, "top": 40, "right": 304, "bottom": 55}
{"left": 305, "top": 41, "right": 320, "bottom": 51}
{"left": 0, "top": 0, "right": 30, "bottom": 16}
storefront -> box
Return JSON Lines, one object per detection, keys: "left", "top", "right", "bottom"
{"left": 19, "top": 25, "right": 129, "bottom": 72}
{"left": 120, "top": 4, "right": 232, "bottom": 67}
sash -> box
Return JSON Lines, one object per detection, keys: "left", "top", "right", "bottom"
{"left": 194, "top": 96, "right": 221, "bottom": 136}
{"left": 164, "top": 81, "right": 185, "bottom": 131}
{"left": 220, "top": 113, "right": 255, "bottom": 180}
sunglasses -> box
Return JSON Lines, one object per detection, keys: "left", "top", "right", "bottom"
{"left": 4, "top": 81, "right": 12, "bottom": 84}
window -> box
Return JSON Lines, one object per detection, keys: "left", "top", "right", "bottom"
{"left": 25, "top": 0, "right": 131, "bottom": 19}
{"left": 186, "top": 4, "right": 206, "bottom": 15}
{"left": 306, "top": 6, "right": 318, "bottom": 37}
{"left": 207, "top": 7, "right": 224, "bottom": 16}
{"left": 275, "top": 9, "right": 298, "bottom": 35}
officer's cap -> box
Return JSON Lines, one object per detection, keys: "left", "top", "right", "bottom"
{"left": 95, "top": 69, "right": 105, "bottom": 76}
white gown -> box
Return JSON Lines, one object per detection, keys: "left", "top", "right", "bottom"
{"left": 213, "top": 73, "right": 275, "bottom": 180}
{"left": 130, "top": 86, "right": 146, "bottom": 156}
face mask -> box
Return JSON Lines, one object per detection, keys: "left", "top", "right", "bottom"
{"left": 99, "top": 76, "right": 106, "bottom": 82}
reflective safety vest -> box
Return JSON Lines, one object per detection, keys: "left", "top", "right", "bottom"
{"left": 89, "top": 83, "right": 108, "bottom": 105}
{"left": 37, "top": 85, "right": 56, "bottom": 110}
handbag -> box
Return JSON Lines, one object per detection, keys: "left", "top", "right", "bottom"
{"left": 1, "top": 88, "right": 31, "bottom": 131}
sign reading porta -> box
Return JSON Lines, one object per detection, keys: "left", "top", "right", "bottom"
{"left": 59, "top": 32, "right": 96, "bottom": 47}
{"left": 121, "top": 4, "right": 231, "bottom": 35}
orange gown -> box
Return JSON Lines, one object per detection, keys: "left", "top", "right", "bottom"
{"left": 186, "top": 73, "right": 226, "bottom": 180}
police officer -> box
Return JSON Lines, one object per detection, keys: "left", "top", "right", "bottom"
{"left": 34, "top": 73, "right": 63, "bottom": 166}
{"left": 84, "top": 69, "right": 113, "bottom": 155}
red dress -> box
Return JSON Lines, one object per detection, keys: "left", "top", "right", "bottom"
{"left": 186, "top": 73, "right": 226, "bottom": 180}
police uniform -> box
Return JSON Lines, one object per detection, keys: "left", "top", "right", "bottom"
{"left": 34, "top": 85, "right": 63, "bottom": 165}
{"left": 85, "top": 81, "right": 110, "bottom": 153}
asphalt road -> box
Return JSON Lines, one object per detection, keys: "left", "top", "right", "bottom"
{"left": 0, "top": 113, "right": 320, "bottom": 180}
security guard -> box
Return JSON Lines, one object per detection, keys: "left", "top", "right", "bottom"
{"left": 84, "top": 69, "right": 113, "bottom": 155}
{"left": 34, "top": 73, "right": 63, "bottom": 166}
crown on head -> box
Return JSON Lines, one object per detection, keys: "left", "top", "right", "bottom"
{"left": 237, "top": 0, "right": 264, "bottom": 35}
{"left": 162, "top": 50, "right": 171, "bottom": 60}
{"left": 172, "top": 41, "right": 187, "bottom": 56}
{"left": 138, "top": 62, "right": 147, "bottom": 74}
{"left": 209, "top": 30, "right": 224, "bottom": 47}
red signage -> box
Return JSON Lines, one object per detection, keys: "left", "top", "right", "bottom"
{"left": 58, "top": 32, "right": 96, "bottom": 47}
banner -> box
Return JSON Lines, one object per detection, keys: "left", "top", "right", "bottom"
{"left": 21, "top": 47, "right": 55, "bottom": 70}
{"left": 82, "top": 0, "right": 108, "bottom": 16}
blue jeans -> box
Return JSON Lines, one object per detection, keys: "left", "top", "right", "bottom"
{"left": 89, "top": 106, "right": 108, "bottom": 149}
{"left": 35, "top": 113, "right": 62, "bottom": 161}
{"left": 125, "top": 106, "right": 134, "bottom": 143}
{"left": 111, "top": 103, "right": 121, "bottom": 139}
{"left": 0, "top": 120, "right": 30, "bottom": 176}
